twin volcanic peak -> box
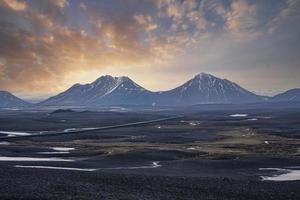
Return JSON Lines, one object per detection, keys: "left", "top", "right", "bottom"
{"left": 1, "top": 73, "right": 299, "bottom": 107}
{"left": 40, "top": 73, "right": 264, "bottom": 106}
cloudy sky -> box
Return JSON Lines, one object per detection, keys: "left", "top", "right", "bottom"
{"left": 0, "top": 0, "right": 299, "bottom": 99}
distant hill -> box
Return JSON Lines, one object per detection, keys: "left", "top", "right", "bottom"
{"left": 271, "top": 89, "right": 300, "bottom": 102}
{"left": 0, "top": 91, "right": 31, "bottom": 108}
{"left": 50, "top": 109, "right": 76, "bottom": 114}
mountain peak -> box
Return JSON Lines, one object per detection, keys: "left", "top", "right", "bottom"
{"left": 93, "top": 75, "right": 114, "bottom": 83}
{"left": 40, "top": 74, "right": 150, "bottom": 106}
{"left": 93, "top": 75, "right": 131, "bottom": 84}
{"left": 116, "top": 76, "right": 131, "bottom": 82}
{"left": 0, "top": 90, "right": 10, "bottom": 95}
{"left": 161, "top": 72, "right": 262, "bottom": 105}
{"left": 194, "top": 72, "right": 216, "bottom": 80}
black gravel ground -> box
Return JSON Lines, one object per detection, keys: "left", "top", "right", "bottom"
{"left": 0, "top": 165, "right": 300, "bottom": 200}
{"left": 0, "top": 108, "right": 300, "bottom": 199}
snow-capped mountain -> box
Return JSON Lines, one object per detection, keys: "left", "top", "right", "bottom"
{"left": 40, "top": 73, "right": 265, "bottom": 106}
{"left": 40, "top": 75, "right": 154, "bottom": 106}
{"left": 0, "top": 91, "right": 30, "bottom": 108}
{"left": 155, "top": 73, "right": 263, "bottom": 105}
{"left": 271, "top": 88, "right": 300, "bottom": 102}
{"left": 3, "top": 73, "right": 299, "bottom": 108}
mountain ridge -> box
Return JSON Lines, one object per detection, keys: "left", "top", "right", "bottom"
{"left": 39, "top": 73, "right": 264, "bottom": 106}
{"left": 2, "top": 73, "right": 299, "bottom": 108}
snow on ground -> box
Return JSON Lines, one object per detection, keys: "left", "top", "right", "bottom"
{"left": 15, "top": 165, "right": 96, "bottom": 172}
{"left": 246, "top": 118, "right": 258, "bottom": 121}
{"left": 180, "top": 120, "right": 201, "bottom": 126}
{"left": 260, "top": 168, "right": 300, "bottom": 181}
{"left": 187, "top": 147, "right": 196, "bottom": 150}
{"left": 63, "top": 127, "right": 98, "bottom": 132}
{"left": 0, "top": 156, "right": 74, "bottom": 162}
{"left": 14, "top": 162, "right": 161, "bottom": 172}
{"left": 0, "top": 131, "right": 32, "bottom": 136}
{"left": 189, "top": 121, "right": 200, "bottom": 126}
{"left": 36, "top": 147, "right": 75, "bottom": 154}
{"left": 229, "top": 114, "right": 248, "bottom": 117}
{"left": 37, "top": 152, "right": 70, "bottom": 154}
{"left": 99, "top": 161, "right": 162, "bottom": 170}
{"left": 108, "top": 107, "right": 130, "bottom": 112}
{"left": 52, "top": 147, "right": 75, "bottom": 151}
{"left": 0, "top": 141, "right": 10, "bottom": 145}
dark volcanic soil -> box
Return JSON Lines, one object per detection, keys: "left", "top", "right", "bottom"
{"left": 0, "top": 107, "right": 300, "bottom": 199}
{"left": 0, "top": 164, "right": 300, "bottom": 200}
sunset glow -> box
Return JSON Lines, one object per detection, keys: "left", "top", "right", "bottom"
{"left": 0, "top": 0, "right": 299, "bottom": 99}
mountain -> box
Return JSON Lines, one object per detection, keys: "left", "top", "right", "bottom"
{"left": 3, "top": 74, "right": 299, "bottom": 108}
{"left": 271, "top": 89, "right": 300, "bottom": 102}
{"left": 40, "top": 73, "right": 264, "bottom": 107}
{"left": 40, "top": 75, "right": 154, "bottom": 106}
{"left": 0, "top": 91, "right": 30, "bottom": 108}
{"left": 51, "top": 109, "right": 76, "bottom": 114}
{"left": 155, "top": 73, "right": 264, "bottom": 105}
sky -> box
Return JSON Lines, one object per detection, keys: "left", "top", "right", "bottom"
{"left": 0, "top": 0, "right": 299, "bottom": 100}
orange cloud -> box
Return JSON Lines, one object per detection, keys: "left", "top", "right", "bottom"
{"left": 1, "top": 0, "right": 27, "bottom": 11}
